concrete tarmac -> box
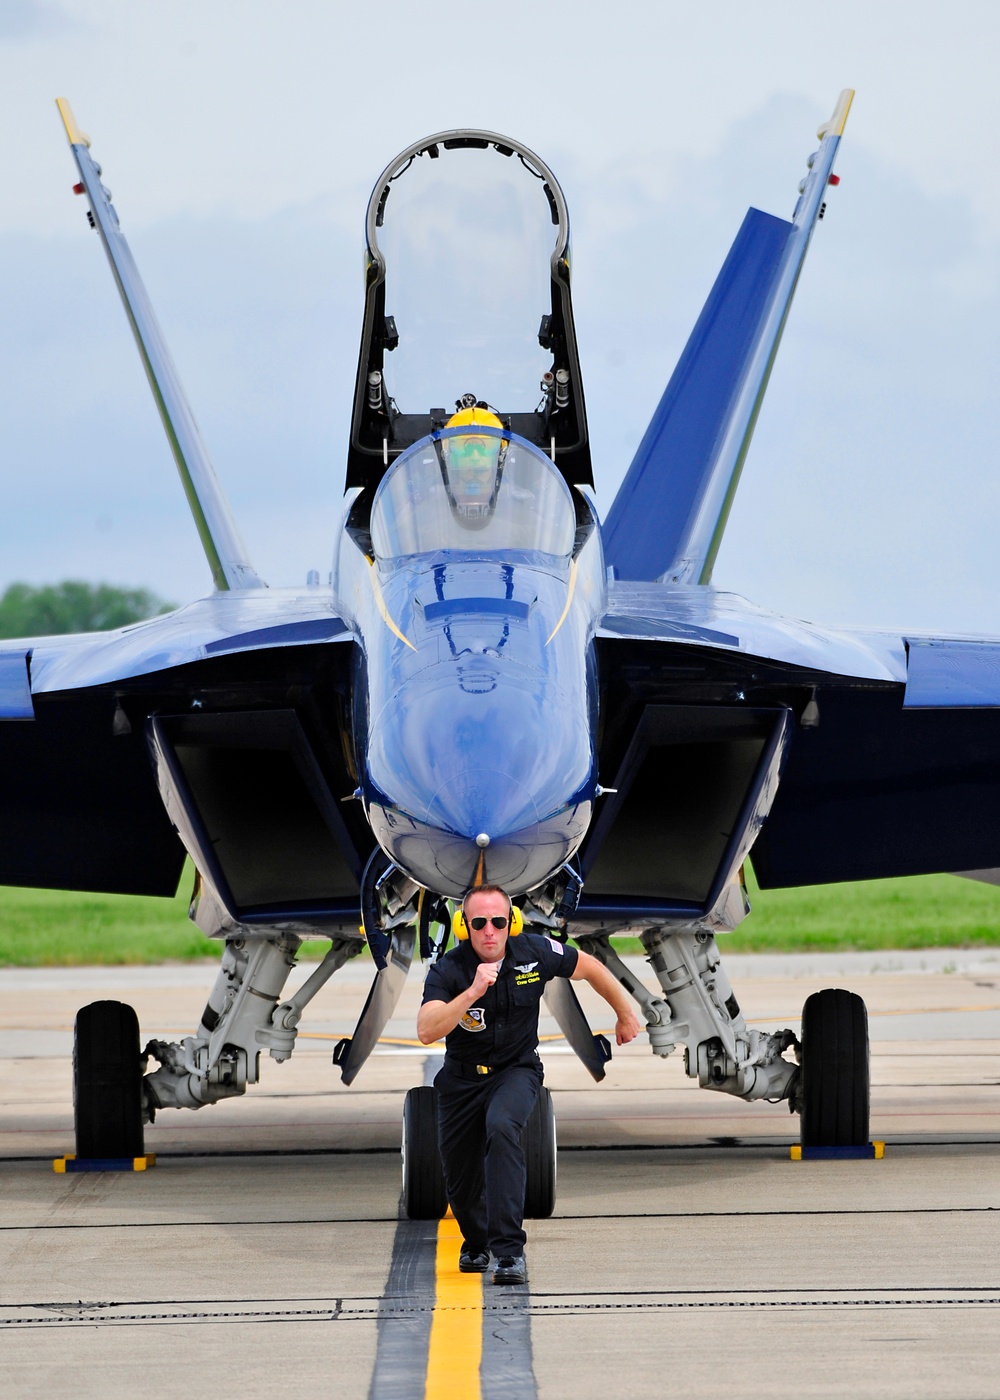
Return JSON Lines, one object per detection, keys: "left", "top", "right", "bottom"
{"left": 0, "top": 951, "right": 998, "bottom": 1398}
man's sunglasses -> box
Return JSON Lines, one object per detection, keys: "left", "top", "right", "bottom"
{"left": 468, "top": 915, "right": 509, "bottom": 931}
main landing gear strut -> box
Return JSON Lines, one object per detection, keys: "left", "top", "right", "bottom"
{"left": 69, "top": 916, "right": 869, "bottom": 1160}
{"left": 71, "top": 931, "right": 367, "bottom": 1160}
{"left": 576, "top": 926, "right": 870, "bottom": 1149}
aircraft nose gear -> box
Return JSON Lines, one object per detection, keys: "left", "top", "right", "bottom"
{"left": 401, "top": 1084, "right": 557, "bottom": 1221}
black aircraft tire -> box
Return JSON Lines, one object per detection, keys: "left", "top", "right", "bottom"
{"left": 402, "top": 1086, "right": 447, "bottom": 1220}
{"left": 522, "top": 1086, "right": 557, "bottom": 1219}
{"left": 73, "top": 1000, "right": 145, "bottom": 1160}
{"left": 800, "top": 988, "right": 870, "bottom": 1147}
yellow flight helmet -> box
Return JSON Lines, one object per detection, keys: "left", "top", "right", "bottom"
{"left": 445, "top": 405, "right": 504, "bottom": 432}
{"left": 438, "top": 403, "right": 507, "bottom": 528}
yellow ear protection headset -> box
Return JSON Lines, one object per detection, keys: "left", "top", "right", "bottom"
{"left": 452, "top": 891, "right": 523, "bottom": 941}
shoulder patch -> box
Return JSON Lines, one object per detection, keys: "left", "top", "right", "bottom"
{"left": 459, "top": 1006, "right": 487, "bottom": 1033}
{"left": 546, "top": 937, "right": 565, "bottom": 955}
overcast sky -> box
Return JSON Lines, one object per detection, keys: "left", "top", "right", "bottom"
{"left": 2, "top": 0, "right": 999, "bottom": 637}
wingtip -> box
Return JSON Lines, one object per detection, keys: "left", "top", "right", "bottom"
{"left": 817, "top": 88, "right": 855, "bottom": 142}
{"left": 55, "top": 97, "right": 91, "bottom": 149}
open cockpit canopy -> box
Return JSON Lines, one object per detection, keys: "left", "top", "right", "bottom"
{"left": 370, "top": 427, "right": 577, "bottom": 563}
{"left": 347, "top": 132, "right": 591, "bottom": 493}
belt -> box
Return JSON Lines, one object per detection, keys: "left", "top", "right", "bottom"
{"left": 444, "top": 1060, "right": 496, "bottom": 1081}
{"left": 442, "top": 1056, "right": 539, "bottom": 1082}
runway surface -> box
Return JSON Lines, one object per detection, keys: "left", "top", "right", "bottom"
{"left": 0, "top": 949, "right": 998, "bottom": 1398}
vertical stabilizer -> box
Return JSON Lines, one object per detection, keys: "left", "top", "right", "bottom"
{"left": 604, "top": 89, "right": 854, "bottom": 585}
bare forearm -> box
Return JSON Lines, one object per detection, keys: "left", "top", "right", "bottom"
{"left": 417, "top": 989, "right": 478, "bottom": 1044}
{"left": 574, "top": 953, "right": 633, "bottom": 1017}
{"left": 572, "top": 951, "right": 642, "bottom": 1044}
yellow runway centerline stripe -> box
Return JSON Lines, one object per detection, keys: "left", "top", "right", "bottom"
{"left": 425, "top": 1211, "right": 483, "bottom": 1400}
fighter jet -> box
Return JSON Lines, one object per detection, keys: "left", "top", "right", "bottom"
{"left": 3, "top": 92, "right": 993, "bottom": 1188}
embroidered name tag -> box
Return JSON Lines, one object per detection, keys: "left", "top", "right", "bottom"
{"left": 514, "top": 961, "right": 541, "bottom": 987}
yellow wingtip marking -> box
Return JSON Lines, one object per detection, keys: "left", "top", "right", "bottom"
{"left": 817, "top": 88, "right": 854, "bottom": 141}
{"left": 55, "top": 97, "right": 91, "bottom": 148}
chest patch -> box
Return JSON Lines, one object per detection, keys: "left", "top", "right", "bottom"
{"left": 514, "top": 961, "right": 541, "bottom": 988}
{"left": 459, "top": 1006, "right": 487, "bottom": 1033}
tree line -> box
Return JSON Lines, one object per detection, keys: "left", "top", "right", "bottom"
{"left": 0, "top": 582, "right": 174, "bottom": 639}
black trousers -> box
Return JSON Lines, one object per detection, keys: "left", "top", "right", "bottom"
{"left": 434, "top": 1059, "right": 543, "bottom": 1258}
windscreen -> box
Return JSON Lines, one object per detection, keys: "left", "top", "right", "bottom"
{"left": 376, "top": 144, "right": 556, "bottom": 413}
{"left": 371, "top": 429, "right": 576, "bottom": 560}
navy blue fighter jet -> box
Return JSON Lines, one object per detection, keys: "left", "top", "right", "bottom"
{"left": 2, "top": 92, "right": 995, "bottom": 1171}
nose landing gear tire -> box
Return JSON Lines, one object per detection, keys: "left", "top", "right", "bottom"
{"left": 401, "top": 1082, "right": 558, "bottom": 1221}
{"left": 73, "top": 1000, "right": 145, "bottom": 1160}
{"left": 402, "top": 1086, "right": 447, "bottom": 1220}
{"left": 800, "top": 988, "right": 870, "bottom": 1148}
{"left": 523, "top": 1086, "right": 557, "bottom": 1219}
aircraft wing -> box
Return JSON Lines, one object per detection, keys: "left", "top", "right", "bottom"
{"left": 4, "top": 589, "right": 350, "bottom": 696}
{"left": 0, "top": 593, "right": 363, "bottom": 902}
{"left": 580, "top": 584, "right": 1000, "bottom": 928}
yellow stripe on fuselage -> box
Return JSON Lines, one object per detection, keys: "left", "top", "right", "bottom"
{"left": 425, "top": 1213, "right": 483, "bottom": 1400}
{"left": 367, "top": 560, "right": 417, "bottom": 651}
{"left": 545, "top": 557, "right": 577, "bottom": 646}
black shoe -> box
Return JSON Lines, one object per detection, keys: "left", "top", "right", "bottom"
{"left": 492, "top": 1255, "right": 527, "bottom": 1285}
{"left": 459, "top": 1249, "right": 490, "bottom": 1273}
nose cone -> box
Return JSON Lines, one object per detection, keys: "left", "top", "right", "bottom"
{"left": 368, "top": 797, "right": 593, "bottom": 897}
{"left": 365, "top": 662, "right": 594, "bottom": 896}
{"left": 426, "top": 765, "right": 539, "bottom": 841}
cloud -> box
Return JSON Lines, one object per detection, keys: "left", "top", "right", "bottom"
{"left": 2, "top": 92, "right": 999, "bottom": 641}
{"left": 549, "top": 95, "right": 1000, "bottom": 634}
{"left": 0, "top": 0, "right": 77, "bottom": 40}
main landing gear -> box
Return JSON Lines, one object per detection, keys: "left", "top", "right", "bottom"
{"left": 576, "top": 926, "right": 871, "bottom": 1147}
{"left": 68, "top": 927, "right": 388, "bottom": 1160}
{"left": 401, "top": 1084, "right": 557, "bottom": 1221}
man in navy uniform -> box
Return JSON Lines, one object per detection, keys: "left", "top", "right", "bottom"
{"left": 417, "top": 882, "right": 641, "bottom": 1284}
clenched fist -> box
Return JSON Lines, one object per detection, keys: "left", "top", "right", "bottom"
{"left": 470, "top": 961, "right": 501, "bottom": 998}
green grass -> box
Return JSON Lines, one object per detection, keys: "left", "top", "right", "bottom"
{"left": 724, "top": 867, "right": 1000, "bottom": 953}
{"left": 0, "top": 867, "right": 334, "bottom": 966}
{"left": 1, "top": 865, "right": 999, "bottom": 966}
{"left": 614, "top": 866, "right": 1000, "bottom": 956}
